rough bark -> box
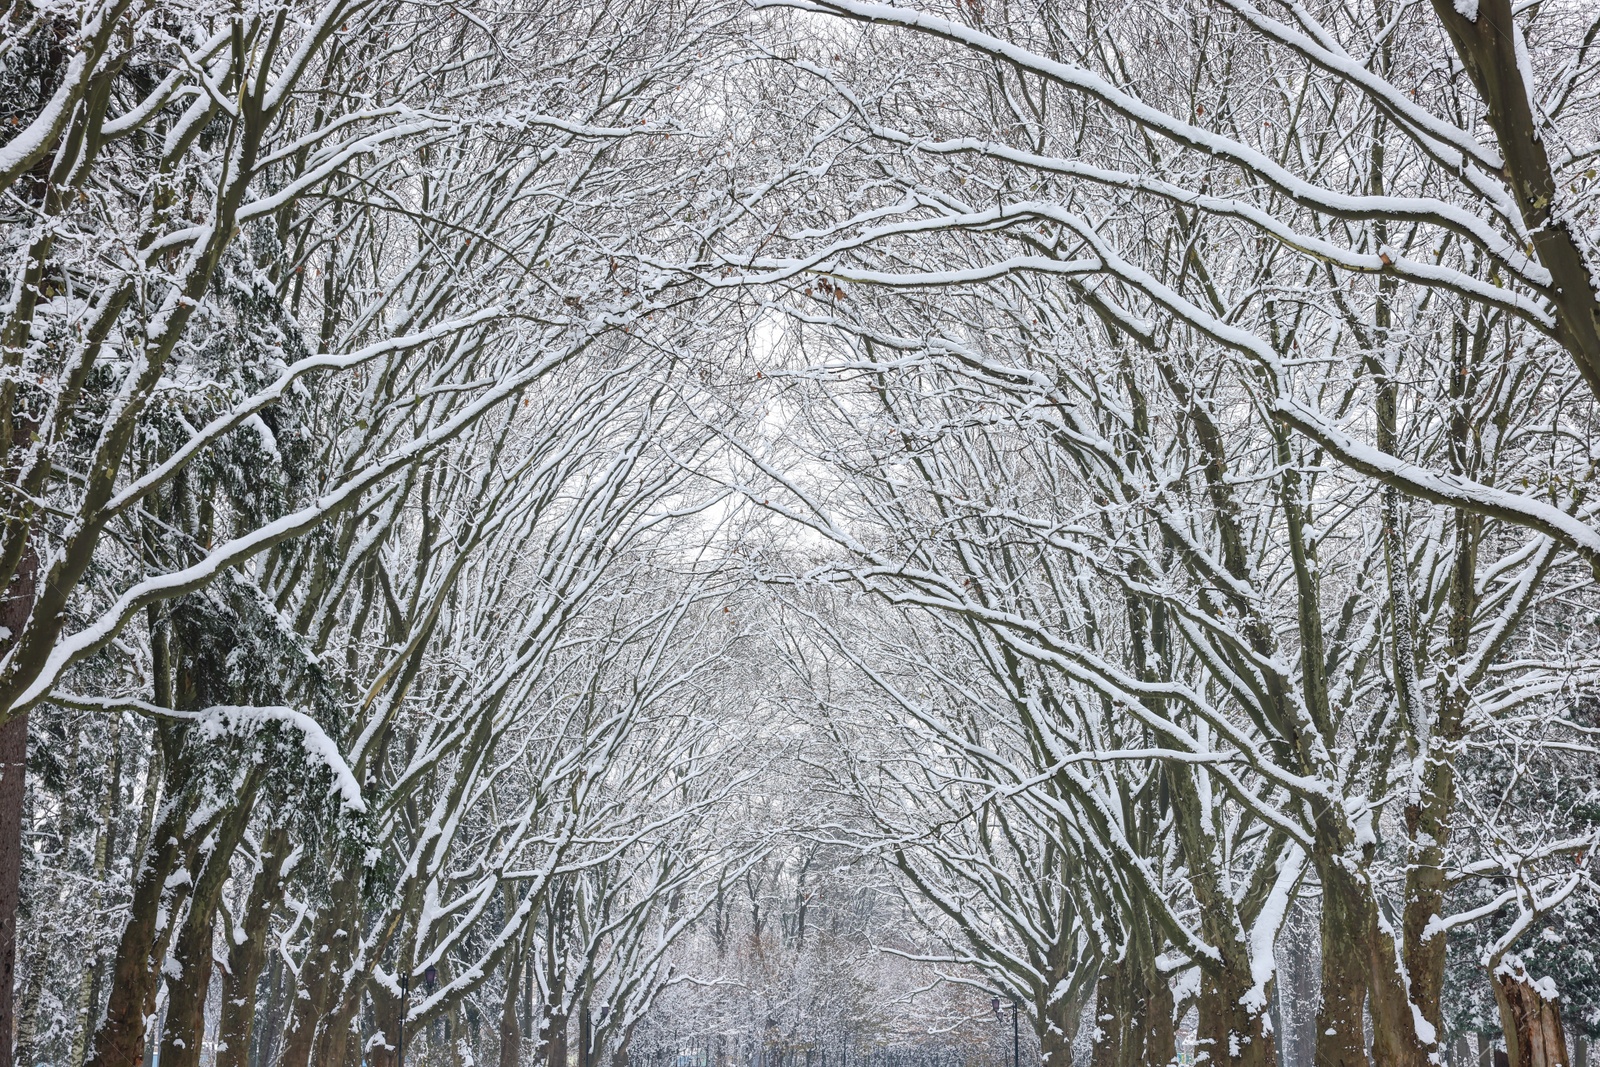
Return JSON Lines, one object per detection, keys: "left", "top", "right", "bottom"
{"left": 12, "top": 941, "right": 47, "bottom": 1067}
{"left": 612, "top": 1023, "right": 641, "bottom": 1067}
{"left": 365, "top": 972, "right": 403, "bottom": 1067}
{"left": 215, "top": 825, "right": 291, "bottom": 1067}
{"left": 1308, "top": 791, "right": 1435, "bottom": 1067}
{"left": 501, "top": 952, "right": 525, "bottom": 1067}
{"left": 68, "top": 713, "right": 124, "bottom": 1067}
{"left": 1039, "top": 1002, "right": 1076, "bottom": 1067}
{"left": 1492, "top": 959, "right": 1571, "bottom": 1067}
{"left": 87, "top": 716, "right": 215, "bottom": 1067}
{"left": 0, "top": 547, "right": 36, "bottom": 1067}
{"left": 545, "top": 1010, "right": 570, "bottom": 1067}
{"left": 0, "top": 706, "right": 26, "bottom": 1067}
{"left": 1142, "top": 959, "right": 1177, "bottom": 1067}
{"left": 275, "top": 867, "right": 361, "bottom": 1067}
{"left": 1087, "top": 950, "right": 1171, "bottom": 1067}
{"left": 1403, "top": 323, "right": 1486, "bottom": 1035}
{"left": 1088, "top": 963, "right": 1126, "bottom": 1067}
{"left": 1315, "top": 852, "right": 1371, "bottom": 1067}
{"left": 1166, "top": 762, "right": 1273, "bottom": 1067}
{"left": 314, "top": 998, "right": 361, "bottom": 1067}
{"left": 252, "top": 953, "right": 288, "bottom": 1067}
{"left": 160, "top": 770, "right": 263, "bottom": 1067}
{"left": 314, "top": 945, "right": 375, "bottom": 1067}
{"left": 1195, "top": 964, "right": 1275, "bottom": 1067}
{"left": 1366, "top": 904, "right": 1435, "bottom": 1067}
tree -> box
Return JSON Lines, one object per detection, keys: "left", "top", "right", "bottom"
{"left": 698, "top": 1, "right": 1600, "bottom": 1051}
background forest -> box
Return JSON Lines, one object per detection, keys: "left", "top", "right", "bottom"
{"left": 0, "top": 0, "right": 1596, "bottom": 1066}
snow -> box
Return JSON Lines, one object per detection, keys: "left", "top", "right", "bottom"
{"left": 1410, "top": 1002, "right": 1437, "bottom": 1045}
{"left": 10, "top": 2, "right": 1600, "bottom": 1060}
{"left": 0, "top": 55, "right": 86, "bottom": 178}
{"left": 1495, "top": 954, "right": 1561, "bottom": 1001}
{"left": 194, "top": 705, "right": 365, "bottom": 812}
{"left": 1242, "top": 845, "right": 1304, "bottom": 1014}
{"left": 244, "top": 413, "right": 282, "bottom": 466}
{"left": 758, "top": 0, "right": 1542, "bottom": 280}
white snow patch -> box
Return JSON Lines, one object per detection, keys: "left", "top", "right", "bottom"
{"left": 244, "top": 413, "right": 283, "bottom": 465}
{"left": 1242, "top": 844, "right": 1304, "bottom": 1015}
{"left": 195, "top": 705, "right": 365, "bottom": 811}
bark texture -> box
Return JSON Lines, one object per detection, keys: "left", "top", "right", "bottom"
{"left": 1492, "top": 959, "right": 1571, "bottom": 1067}
{"left": 88, "top": 715, "right": 219, "bottom": 1067}
{"left": 216, "top": 825, "right": 291, "bottom": 1067}
{"left": 1088, "top": 948, "right": 1173, "bottom": 1067}
{"left": 501, "top": 952, "right": 525, "bottom": 1067}
{"left": 160, "top": 772, "right": 262, "bottom": 1067}
{"left": 1195, "top": 964, "right": 1275, "bottom": 1067}
{"left": 0, "top": 548, "right": 36, "bottom": 1067}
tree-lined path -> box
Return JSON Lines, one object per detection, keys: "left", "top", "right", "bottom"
{"left": 0, "top": 0, "right": 1595, "bottom": 1064}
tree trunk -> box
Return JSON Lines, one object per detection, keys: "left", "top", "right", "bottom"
{"left": 1290, "top": 925, "right": 1315, "bottom": 1067}
{"left": 276, "top": 871, "right": 360, "bottom": 1067}
{"left": 1366, "top": 906, "right": 1435, "bottom": 1067}
{"left": 160, "top": 770, "right": 262, "bottom": 1067}
{"left": 1492, "top": 958, "right": 1571, "bottom": 1067}
{"left": 1039, "top": 1002, "right": 1076, "bottom": 1067}
{"left": 1195, "top": 965, "right": 1275, "bottom": 1067}
{"left": 12, "top": 941, "right": 47, "bottom": 1067}
{"left": 252, "top": 953, "right": 288, "bottom": 1067}
{"left": 545, "top": 1010, "right": 570, "bottom": 1067}
{"left": 1403, "top": 508, "right": 1479, "bottom": 1042}
{"left": 613, "top": 1023, "right": 639, "bottom": 1067}
{"left": 501, "top": 952, "right": 525, "bottom": 1067}
{"left": 0, "top": 707, "right": 27, "bottom": 1067}
{"left": 1088, "top": 966, "right": 1122, "bottom": 1067}
{"left": 216, "top": 825, "right": 290, "bottom": 1067}
{"left": 0, "top": 547, "right": 36, "bottom": 1067}
{"left": 1315, "top": 857, "right": 1370, "bottom": 1067}
{"left": 364, "top": 970, "right": 403, "bottom": 1067}
{"left": 1142, "top": 964, "right": 1176, "bottom": 1067}
{"left": 69, "top": 713, "right": 124, "bottom": 1067}
{"left": 308, "top": 889, "right": 370, "bottom": 1067}
{"left": 1308, "top": 810, "right": 1434, "bottom": 1067}
{"left": 524, "top": 962, "right": 535, "bottom": 1040}
{"left": 1429, "top": 0, "right": 1600, "bottom": 402}
{"left": 315, "top": 996, "right": 361, "bottom": 1067}
{"left": 86, "top": 723, "right": 209, "bottom": 1067}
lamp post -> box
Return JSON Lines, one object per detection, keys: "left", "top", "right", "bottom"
{"left": 989, "top": 994, "right": 1018, "bottom": 1067}
{"left": 399, "top": 973, "right": 410, "bottom": 1067}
